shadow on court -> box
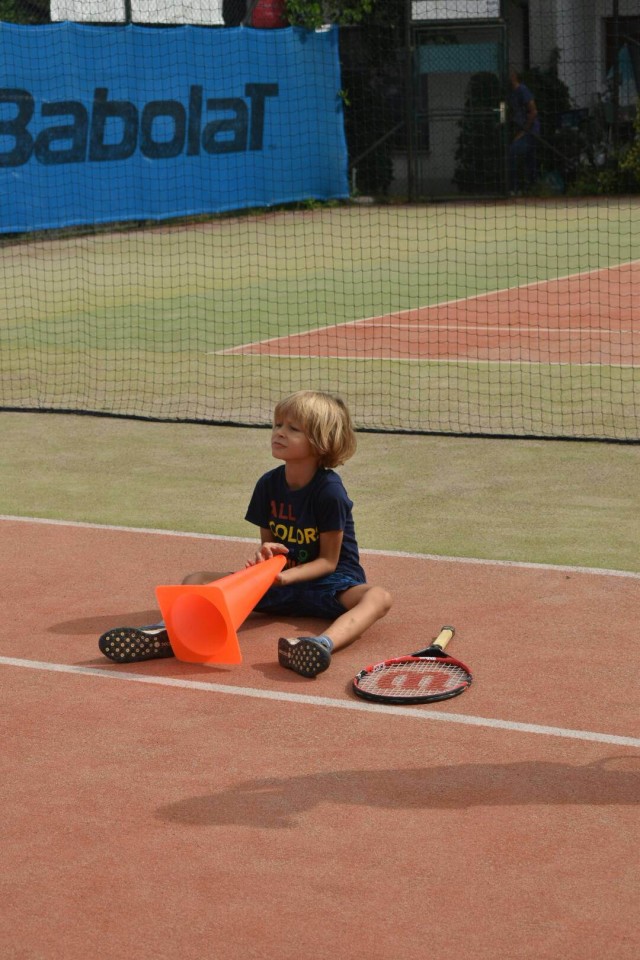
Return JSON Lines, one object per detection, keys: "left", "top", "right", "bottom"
{"left": 157, "top": 757, "right": 640, "bottom": 829}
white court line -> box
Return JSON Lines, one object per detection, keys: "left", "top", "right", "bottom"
{"left": 216, "top": 353, "right": 640, "bottom": 368}
{"left": 2, "top": 656, "right": 639, "bottom": 748}
{"left": 2, "top": 517, "right": 639, "bottom": 747}
{"left": 349, "top": 323, "right": 633, "bottom": 334}
{"left": 2, "top": 514, "right": 640, "bottom": 579}
{"left": 215, "top": 260, "right": 640, "bottom": 356}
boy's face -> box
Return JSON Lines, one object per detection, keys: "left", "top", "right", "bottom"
{"left": 271, "top": 415, "right": 316, "bottom": 464}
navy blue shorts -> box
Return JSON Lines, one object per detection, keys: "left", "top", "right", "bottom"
{"left": 254, "top": 571, "right": 366, "bottom": 620}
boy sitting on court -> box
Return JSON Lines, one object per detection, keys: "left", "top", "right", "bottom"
{"left": 99, "top": 390, "right": 392, "bottom": 678}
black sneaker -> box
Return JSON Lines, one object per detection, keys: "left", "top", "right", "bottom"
{"left": 98, "top": 624, "right": 174, "bottom": 663}
{"left": 278, "top": 636, "right": 332, "bottom": 678}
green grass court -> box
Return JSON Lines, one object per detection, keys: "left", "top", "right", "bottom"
{"left": 2, "top": 413, "right": 639, "bottom": 575}
{"left": 2, "top": 199, "right": 639, "bottom": 436}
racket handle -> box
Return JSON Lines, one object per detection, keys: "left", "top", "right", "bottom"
{"left": 411, "top": 625, "right": 455, "bottom": 658}
{"left": 431, "top": 625, "right": 455, "bottom": 653}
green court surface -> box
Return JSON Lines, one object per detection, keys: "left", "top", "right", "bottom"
{"left": 2, "top": 199, "right": 639, "bottom": 438}
{"left": 2, "top": 412, "right": 639, "bottom": 574}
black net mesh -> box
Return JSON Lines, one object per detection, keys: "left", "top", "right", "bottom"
{"left": 1, "top": 1, "right": 638, "bottom": 439}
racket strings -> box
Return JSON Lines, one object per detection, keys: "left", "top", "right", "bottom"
{"left": 360, "top": 659, "right": 470, "bottom": 697}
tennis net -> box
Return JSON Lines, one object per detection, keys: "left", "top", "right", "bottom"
{"left": 1, "top": 4, "right": 638, "bottom": 440}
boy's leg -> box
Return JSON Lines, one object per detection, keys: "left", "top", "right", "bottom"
{"left": 98, "top": 623, "right": 174, "bottom": 663}
{"left": 180, "top": 571, "right": 226, "bottom": 585}
{"left": 278, "top": 584, "right": 392, "bottom": 677}
{"left": 324, "top": 584, "right": 392, "bottom": 651}
{"left": 98, "top": 571, "right": 228, "bottom": 663}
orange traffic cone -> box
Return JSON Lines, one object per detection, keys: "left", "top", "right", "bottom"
{"left": 155, "top": 555, "right": 286, "bottom": 664}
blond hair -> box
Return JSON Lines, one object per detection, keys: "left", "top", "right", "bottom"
{"left": 273, "top": 391, "right": 357, "bottom": 468}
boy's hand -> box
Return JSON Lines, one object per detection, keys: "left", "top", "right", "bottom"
{"left": 246, "top": 542, "right": 289, "bottom": 568}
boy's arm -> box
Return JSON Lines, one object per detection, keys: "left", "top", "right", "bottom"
{"left": 246, "top": 529, "right": 343, "bottom": 582}
{"left": 277, "top": 530, "right": 343, "bottom": 585}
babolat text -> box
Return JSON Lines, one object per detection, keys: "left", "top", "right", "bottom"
{"left": 0, "top": 83, "right": 279, "bottom": 166}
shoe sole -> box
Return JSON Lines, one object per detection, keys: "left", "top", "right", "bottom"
{"left": 98, "top": 627, "right": 174, "bottom": 663}
{"left": 278, "top": 637, "right": 331, "bottom": 678}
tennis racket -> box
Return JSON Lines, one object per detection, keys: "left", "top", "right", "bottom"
{"left": 352, "top": 626, "right": 472, "bottom": 705}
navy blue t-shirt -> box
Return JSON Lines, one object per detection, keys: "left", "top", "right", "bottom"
{"left": 245, "top": 466, "right": 365, "bottom": 581}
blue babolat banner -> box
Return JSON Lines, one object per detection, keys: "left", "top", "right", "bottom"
{"left": 0, "top": 23, "right": 348, "bottom": 232}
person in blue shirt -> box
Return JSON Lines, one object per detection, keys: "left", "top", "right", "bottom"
{"left": 508, "top": 67, "right": 540, "bottom": 193}
{"left": 98, "top": 391, "right": 392, "bottom": 678}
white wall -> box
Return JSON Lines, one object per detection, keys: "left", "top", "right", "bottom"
{"left": 411, "top": 1, "right": 501, "bottom": 19}
{"left": 529, "top": 0, "right": 599, "bottom": 106}
{"left": 130, "top": 1, "right": 225, "bottom": 24}
{"left": 50, "top": 0, "right": 225, "bottom": 24}
{"left": 51, "top": 0, "right": 125, "bottom": 21}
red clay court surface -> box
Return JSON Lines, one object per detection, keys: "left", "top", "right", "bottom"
{"left": 220, "top": 262, "right": 640, "bottom": 366}
{"left": 2, "top": 517, "right": 639, "bottom": 960}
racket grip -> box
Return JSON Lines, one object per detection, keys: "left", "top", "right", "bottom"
{"left": 434, "top": 626, "right": 455, "bottom": 651}
{"left": 411, "top": 625, "right": 455, "bottom": 658}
